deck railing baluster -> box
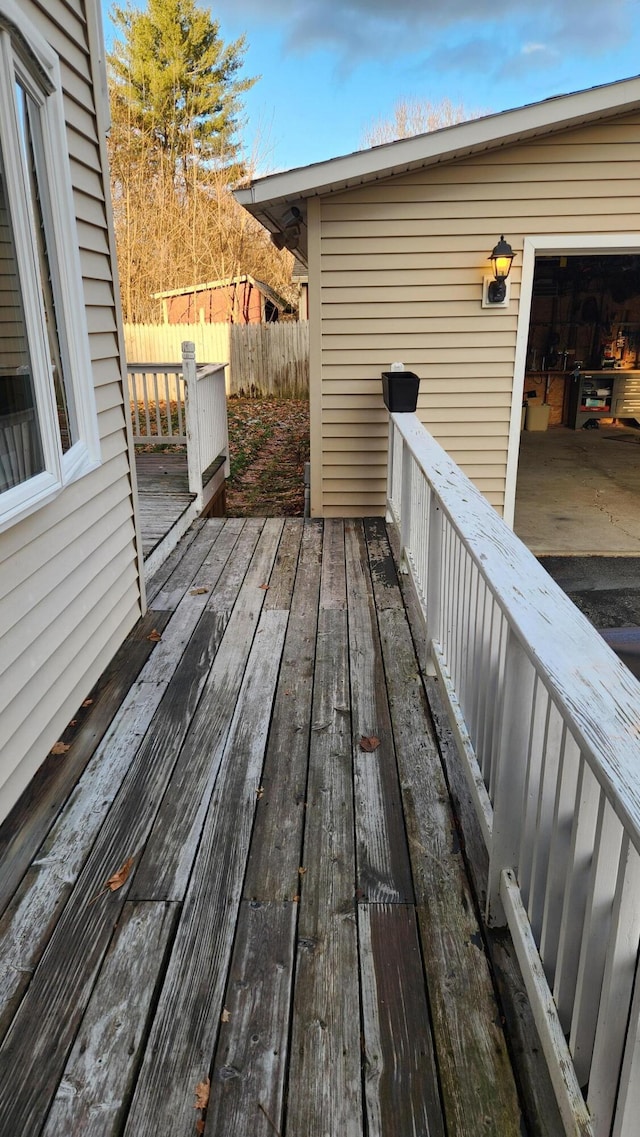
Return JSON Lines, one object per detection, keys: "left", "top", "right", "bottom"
{"left": 553, "top": 757, "right": 601, "bottom": 1029}
{"left": 385, "top": 410, "right": 640, "bottom": 1133}
{"left": 487, "top": 609, "right": 508, "bottom": 803}
{"left": 587, "top": 835, "right": 640, "bottom": 1135}
{"left": 517, "top": 674, "right": 546, "bottom": 910}
{"left": 571, "top": 797, "right": 624, "bottom": 1088}
{"left": 425, "top": 495, "right": 441, "bottom": 674}
{"left": 488, "top": 629, "right": 535, "bottom": 926}
{"left": 143, "top": 373, "right": 152, "bottom": 439}
{"left": 540, "top": 732, "right": 582, "bottom": 989}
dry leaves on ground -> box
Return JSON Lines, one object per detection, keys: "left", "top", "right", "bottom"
{"left": 226, "top": 398, "right": 309, "bottom": 517}
{"left": 147, "top": 629, "right": 162, "bottom": 642}
{"left": 359, "top": 735, "right": 381, "bottom": 752}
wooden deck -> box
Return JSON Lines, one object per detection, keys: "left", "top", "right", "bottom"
{"left": 0, "top": 518, "right": 548, "bottom": 1136}
{"left": 135, "top": 451, "right": 195, "bottom": 562}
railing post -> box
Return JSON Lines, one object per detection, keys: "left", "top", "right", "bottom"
{"left": 425, "top": 498, "right": 442, "bottom": 676}
{"left": 487, "top": 628, "right": 535, "bottom": 926}
{"left": 386, "top": 416, "right": 395, "bottom": 523}
{"left": 182, "top": 340, "right": 203, "bottom": 510}
{"left": 400, "top": 438, "right": 412, "bottom": 573}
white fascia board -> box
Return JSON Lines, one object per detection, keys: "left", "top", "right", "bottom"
{"left": 235, "top": 75, "right": 640, "bottom": 210}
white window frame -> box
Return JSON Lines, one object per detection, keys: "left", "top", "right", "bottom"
{"left": 0, "top": 0, "right": 100, "bottom": 532}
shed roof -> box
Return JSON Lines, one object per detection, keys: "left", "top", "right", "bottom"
{"left": 152, "top": 274, "right": 291, "bottom": 311}
{"left": 235, "top": 75, "right": 640, "bottom": 264}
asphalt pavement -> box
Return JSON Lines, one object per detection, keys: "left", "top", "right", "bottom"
{"left": 539, "top": 556, "right": 640, "bottom": 679}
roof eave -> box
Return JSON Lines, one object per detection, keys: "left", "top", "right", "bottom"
{"left": 235, "top": 76, "right": 640, "bottom": 211}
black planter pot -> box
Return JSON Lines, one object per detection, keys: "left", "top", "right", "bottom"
{"left": 381, "top": 370, "right": 420, "bottom": 412}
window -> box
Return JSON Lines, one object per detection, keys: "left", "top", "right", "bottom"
{"left": 0, "top": 2, "right": 100, "bottom": 529}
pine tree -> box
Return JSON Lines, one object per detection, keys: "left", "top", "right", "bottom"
{"left": 108, "top": 0, "right": 256, "bottom": 180}
{"left": 106, "top": 3, "right": 294, "bottom": 323}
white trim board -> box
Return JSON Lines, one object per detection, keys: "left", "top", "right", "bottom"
{"left": 503, "top": 233, "right": 640, "bottom": 528}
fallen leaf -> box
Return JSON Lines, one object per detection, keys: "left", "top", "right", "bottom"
{"left": 82, "top": 698, "right": 94, "bottom": 707}
{"left": 221, "top": 1008, "right": 231, "bottom": 1023}
{"left": 359, "top": 735, "right": 381, "bottom": 752}
{"left": 292, "top": 894, "right": 300, "bottom": 903}
{"left": 51, "top": 742, "right": 70, "bottom": 756}
{"left": 147, "top": 629, "right": 162, "bottom": 642}
{"left": 88, "top": 855, "right": 135, "bottom": 905}
{"left": 194, "top": 1077, "right": 210, "bottom": 1110}
{"left": 106, "top": 855, "right": 135, "bottom": 892}
{"left": 298, "top": 866, "right": 307, "bottom": 876}
{"left": 70, "top": 720, "right": 77, "bottom": 727}
{"left": 195, "top": 1122, "right": 205, "bottom": 1135}
{"left": 256, "top": 786, "right": 264, "bottom": 799}
{"left": 189, "top": 587, "right": 209, "bottom": 595}
{"left": 259, "top": 583, "right": 270, "bottom": 590}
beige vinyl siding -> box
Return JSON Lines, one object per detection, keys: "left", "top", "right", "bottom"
{"left": 313, "top": 112, "right": 640, "bottom": 515}
{"left": 0, "top": 0, "right": 141, "bottom": 821}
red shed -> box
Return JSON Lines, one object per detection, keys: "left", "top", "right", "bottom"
{"left": 152, "top": 275, "right": 293, "bottom": 325}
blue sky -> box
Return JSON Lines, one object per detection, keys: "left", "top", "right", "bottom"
{"left": 102, "top": 0, "right": 640, "bottom": 174}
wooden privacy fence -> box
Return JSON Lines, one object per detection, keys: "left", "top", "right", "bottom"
{"left": 387, "top": 410, "right": 640, "bottom": 1137}
{"left": 124, "top": 321, "right": 309, "bottom": 399}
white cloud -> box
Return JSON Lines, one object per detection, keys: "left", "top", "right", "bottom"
{"left": 214, "top": 0, "right": 632, "bottom": 63}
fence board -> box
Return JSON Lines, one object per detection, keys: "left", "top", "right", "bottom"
{"left": 124, "top": 322, "right": 309, "bottom": 399}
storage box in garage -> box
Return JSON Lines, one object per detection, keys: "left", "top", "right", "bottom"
{"left": 525, "top": 403, "right": 551, "bottom": 431}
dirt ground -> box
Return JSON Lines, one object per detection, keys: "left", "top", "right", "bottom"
{"left": 225, "top": 397, "right": 310, "bottom": 516}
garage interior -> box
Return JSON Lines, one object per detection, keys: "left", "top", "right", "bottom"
{"left": 513, "top": 253, "right": 640, "bottom": 676}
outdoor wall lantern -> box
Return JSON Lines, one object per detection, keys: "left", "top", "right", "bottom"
{"left": 482, "top": 235, "right": 515, "bottom": 307}
{"left": 271, "top": 206, "right": 302, "bottom": 251}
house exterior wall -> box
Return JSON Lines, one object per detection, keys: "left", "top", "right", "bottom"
{"left": 165, "top": 281, "right": 264, "bottom": 324}
{"left": 309, "top": 111, "right": 640, "bottom": 517}
{"left": 0, "top": 0, "right": 142, "bottom": 820}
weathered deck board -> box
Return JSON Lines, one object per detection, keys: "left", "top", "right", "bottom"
{"left": 207, "top": 899, "right": 297, "bottom": 1136}
{"left": 0, "top": 517, "right": 545, "bottom": 1137}
{"left": 145, "top": 517, "right": 205, "bottom": 604}
{"left": 123, "top": 609, "right": 288, "bottom": 1136}
{"left": 0, "top": 569, "right": 235, "bottom": 1046}
{"left": 346, "top": 519, "right": 415, "bottom": 904}
{"left": 148, "top": 515, "right": 230, "bottom": 611}
{"left": 359, "top": 903, "right": 445, "bottom": 1137}
{"left": 41, "top": 901, "right": 178, "bottom": 1137}
{"left": 244, "top": 518, "right": 322, "bottom": 901}
{"left": 0, "top": 609, "right": 168, "bottom": 916}
{"left": 376, "top": 599, "right": 523, "bottom": 1135}
{"left": 135, "top": 452, "right": 195, "bottom": 557}
{"left": 287, "top": 606, "right": 363, "bottom": 1137}
{"left": 129, "top": 519, "right": 283, "bottom": 901}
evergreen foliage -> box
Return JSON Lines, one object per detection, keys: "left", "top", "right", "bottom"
{"left": 108, "top": 0, "right": 255, "bottom": 177}
{"left": 106, "top": 0, "right": 295, "bottom": 323}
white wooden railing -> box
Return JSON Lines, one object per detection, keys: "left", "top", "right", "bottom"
{"left": 128, "top": 362, "right": 187, "bottom": 445}
{"left": 387, "top": 411, "right": 640, "bottom": 1137}
{"left": 127, "top": 342, "right": 229, "bottom": 513}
